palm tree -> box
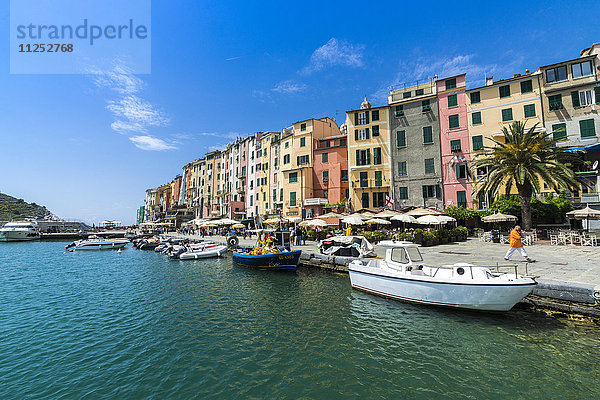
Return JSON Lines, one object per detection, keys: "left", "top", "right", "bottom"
{"left": 473, "top": 121, "right": 581, "bottom": 230}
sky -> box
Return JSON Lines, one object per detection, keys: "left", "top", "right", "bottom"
{"left": 0, "top": 0, "right": 599, "bottom": 225}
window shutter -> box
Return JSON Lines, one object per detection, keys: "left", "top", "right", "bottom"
{"left": 296, "top": 156, "right": 299, "bottom": 165}
{"left": 365, "top": 111, "right": 370, "bottom": 124}
{"left": 354, "top": 113, "right": 359, "bottom": 125}
{"left": 366, "top": 149, "right": 371, "bottom": 165}
{"left": 355, "top": 130, "right": 358, "bottom": 141}
{"left": 356, "top": 150, "right": 360, "bottom": 165}
{"left": 436, "top": 185, "right": 442, "bottom": 199}
{"left": 422, "top": 186, "right": 427, "bottom": 198}
{"left": 571, "top": 91, "right": 580, "bottom": 108}
{"left": 365, "top": 128, "right": 370, "bottom": 139}
{"left": 595, "top": 87, "right": 600, "bottom": 104}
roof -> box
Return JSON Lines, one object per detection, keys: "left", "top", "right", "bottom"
{"left": 538, "top": 54, "right": 596, "bottom": 70}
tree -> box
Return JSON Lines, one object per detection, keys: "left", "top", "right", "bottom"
{"left": 473, "top": 121, "right": 580, "bottom": 230}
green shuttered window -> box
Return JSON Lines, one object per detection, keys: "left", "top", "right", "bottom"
{"left": 524, "top": 104, "right": 536, "bottom": 118}
{"left": 499, "top": 85, "right": 511, "bottom": 98}
{"left": 580, "top": 119, "right": 596, "bottom": 138}
{"left": 470, "top": 91, "right": 480, "bottom": 104}
{"left": 424, "top": 158, "right": 435, "bottom": 174}
{"left": 552, "top": 123, "right": 567, "bottom": 140}
{"left": 449, "top": 114, "right": 459, "bottom": 129}
{"left": 448, "top": 94, "right": 458, "bottom": 108}
{"left": 501, "top": 108, "right": 513, "bottom": 122}
{"left": 472, "top": 135, "right": 483, "bottom": 150}
{"left": 520, "top": 80, "right": 533, "bottom": 93}
{"left": 423, "top": 126, "right": 433, "bottom": 144}
{"left": 396, "top": 130, "right": 406, "bottom": 147}
{"left": 472, "top": 112, "right": 482, "bottom": 125}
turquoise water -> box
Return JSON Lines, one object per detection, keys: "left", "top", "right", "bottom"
{"left": 0, "top": 242, "right": 599, "bottom": 399}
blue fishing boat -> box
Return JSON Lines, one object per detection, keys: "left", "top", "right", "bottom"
{"left": 232, "top": 249, "right": 302, "bottom": 271}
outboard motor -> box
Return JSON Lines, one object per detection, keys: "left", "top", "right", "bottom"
{"left": 65, "top": 242, "right": 76, "bottom": 250}
{"left": 170, "top": 246, "right": 186, "bottom": 259}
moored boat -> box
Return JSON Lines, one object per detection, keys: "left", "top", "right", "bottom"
{"left": 0, "top": 219, "right": 41, "bottom": 242}
{"left": 348, "top": 241, "right": 536, "bottom": 311}
{"left": 178, "top": 243, "right": 228, "bottom": 259}
{"left": 232, "top": 249, "right": 301, "bottom": 271}
{"left": 65, "top": 236, "right": 129, "bottom": 251}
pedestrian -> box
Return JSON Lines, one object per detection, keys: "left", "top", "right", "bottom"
{"left": 301, "top": 227, "right": 307, "bottom": 245}
{"left": 295, "top": 226, "right": 302, "bottom": 246}
{"left": 504, "top": 225, "right": 532, "bottom": 262}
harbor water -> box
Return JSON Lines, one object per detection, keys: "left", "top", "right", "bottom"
{"left": 1, "top": 242, "right": 599, "bottom": 399}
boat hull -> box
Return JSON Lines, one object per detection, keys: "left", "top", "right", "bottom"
{"left": 232, "top": 250, "right": 301, "bottom": 271}
{"left": 0, "top": 230, "right": 40, "bottom": 242}
{"left": 179, "top": 245, "right": 228, "bottom": 259}
{"left": 349, "top": 269, "right": 536, "bottom": 311}
{"left": 74, "top": 240, "right": 129, "bottom": 250}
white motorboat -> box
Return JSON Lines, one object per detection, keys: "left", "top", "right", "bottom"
{"left": 0, "top": 219, "right": 41, "bottom": 242}
{"left": 348, "top": 241, "right": 537, "bottom": 311}
{"left": 65, "top": 236, "right": 129, "bottom": 251}
{"left": 177, "top": 243, "right": 228, "bottom": 259}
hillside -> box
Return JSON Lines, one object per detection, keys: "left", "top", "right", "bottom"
{"left": 0, "top": 192, "right": 58, "bottom": 221}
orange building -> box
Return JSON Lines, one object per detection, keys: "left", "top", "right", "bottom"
{"left": 311, "top": 132, "right": 349, "bottom": 216}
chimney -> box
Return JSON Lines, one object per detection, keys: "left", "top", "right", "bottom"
{"left": 513, "top": 74, "right": 521, "bottom": 78}
{"left": 486, "top": 76, "right": 494, "bottom": 86}
{"left": 525, "top": 69, "right": 530, "bottom": 74}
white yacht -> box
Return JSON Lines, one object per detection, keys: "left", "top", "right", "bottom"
{"left": 65, "top": 236, "right": 129, "bottom": 251}
{"left": 0, "top": 219, "right": 41, "bottom": 241}
{"left": 349, "top": 241, "right": 537, "bottom": 311}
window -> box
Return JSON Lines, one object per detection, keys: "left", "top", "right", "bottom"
{"left": 549, "top": 94, "right": 563, "bottom": 110}
{"left": 283, "top": 154, "right": 290, "bottom": 164}
{"left": 523, "top": 104, "right": 536, "bottom": 118}
{"left": 375, "top": 171, "right": 383, "bottom": 187}
{"left": 395, "top": 105, "right": 404, "bottom": 116}
{"left": 285, "top": 141, "right": 289, "bottom": 148}
{"left": 289, "top": 172, "right": 298, "bottom": 183}
{"left": 356, "top": 149, "right": 371, "bottom": 166}
{"left": 457, "top": 191, "right": 467, "bottom": 208}
{"left": 499, "top": 85, "right": 511, "bottom": 98}
{"left": 300, "top": 123, "right": 306, "bottom": 131}
{"left": 373, "top": 147, "right": 382, "bottom": 165}
{"left": 322, "top": 153, "right": 328, "bottom": 163}
{"left": 472, "top": 111, "right": 482, "bottom": 125}
{"left": 580, "top": 119, "right": 596, "bottom": 138}
{"left": 450, "top": 139, "right": 461, "bottom": 152}
{"left": 501, "top": 108, "right": 513, "bottom": 122}
{"left": 341, "top": 170, "right": 348, "bottom": 181}
{"left": 297, "top": 155, "right": 309, "bottom": 165}
{"left": 596, "top": 87, "right": 600, "bottom": 104}
{"left": 470, "top": 91, "right": 481, "bottom": 104}
{"left": 274, "top": 158, "right": 278, "bottom": 167}
{"left": 423, "top": 126, "right": 433, "bottom": 144}
{"left": 357, "top": 112, "right": 368, "bottom": 125}
{"left": 546, "top": 65, "right": 567, "bottom": 83}
{"left": 446, "top": 78, "right": 457, "bottom": 90}
{"left": 264, "top": 163, "right": 268, "bottom": 170}
{"left": 456, "top": 164, "right": 467, "bottom": 179}
{"left": 361, "top": 193, "right": 369, "bottom": 208}
{"left": 372, "top": 110, "right": 380, "bottom": 121}
{"left": 552, "top": 123, "right": 567, "bottom": 139}
{"left": 449, "top": 114, "right": 459, "bottom": 129}
{"left": 340, "top": 138, "right": 347, "bottom": 146}
{"left": 572, "top": 61, "right": 593, "bottom": 79}
{"left": 448, "top": 94, "right": 458, "bottom": 108}
{"left": 280, "top": 188, "right": 283, "bottom": 201}
{"left": 360, "top": 172, "right": 368, "bottom": 188}
{"left": 355, "top": 128, "right": 370, "bottom": 140}
{"left": 273, "top": 189, "right": 277, "bottom": 202}
{"left": 415, "top": 88, "right": 424, "bottom": 96}
{"left": 472, "top": 135, "right": 484, "bottom": 150}
{"left": 397, "top": 161, "right": 407, "bottom": 176}
{"left": 403, "top": 91, "right": 411, "bottom": 99}
{"left": 424, "top": 158, "right": 435, "bottom": 174}
{"left": 422, "top": 99, "right": 431, "bottom": 112}
{"left": 372, "top": 125, "right": 380, "bottom": 137}
{"left": 263, "top": 192, "right": 266, "bottom": 201}
{"left": 573, "top": 89, "right": 594, "bottom": 107}
{"left": 290, "top": 192, "right": 296, "bottom": 206}
{"left": 323, "top": 171, "right": 329, "bottom": 182}
{"left": 373, "top": 192, "right": 385, "bottom": 207}
{"left": 250, "top": 196, "right": 253, "bottom": 206}
{"left": 520, "top": 80, "right": 533, "bottom": 93}
{"left": 300, "top": 137, "right": 306, "bottom": 147}
{"left": 323, "top": 190, "right": 328, "bottom": 199}
{"left": 399, "top": 187, "right": 408, "bottom": 199}
{"left": 396, "top": 130, "right": 406, "bottom": 147}
{"left": 422, "top": 184, "right": 441, "bottom": 199}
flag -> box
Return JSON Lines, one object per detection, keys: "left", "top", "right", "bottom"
{"left": 386, "top": 194, "right": 394, "bottom": 207}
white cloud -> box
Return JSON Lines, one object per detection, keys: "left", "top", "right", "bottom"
{"left": 301, "top": 38, "right": 365, "bottom": 75}
{"left": 272, "top": 80, "right": 307, "bottom": 94}
{"left": 129, "top": 135, "right": 177, "bottom": 151}
{"left": 110, "top": 120, "right": 147, "bottom": 134}
{"left": 106, "top": 95, "right": 170, "bottom": 127}
{"left": 208, "top": 144, "right": 227, "bottom": 152}
{"left": 88, "top": 63, "right": 145, "bottom": 95}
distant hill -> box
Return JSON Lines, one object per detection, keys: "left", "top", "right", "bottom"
{"left": 0, "top": 192, "right": 58, "bottom": 221}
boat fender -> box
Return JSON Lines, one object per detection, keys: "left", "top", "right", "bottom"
{"left": 456, "top": 267, "right": 465, "bottom": 275}
{"left": 227, "top": 235, "right": 239, "bottom": 248}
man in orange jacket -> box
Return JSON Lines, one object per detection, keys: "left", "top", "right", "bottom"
{"left": 504, "top": 225, "right": 532, "bottom": 261}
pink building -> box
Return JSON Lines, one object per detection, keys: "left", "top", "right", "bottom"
{"left": 311, "top": 134, "right": 349, "bottom": 217}
{"left": 436, "top": 74, "right": 473, "bottom": 208}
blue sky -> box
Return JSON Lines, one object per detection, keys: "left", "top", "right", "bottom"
{"left": 0, "top": 0, "right": 598, "bottom": 224}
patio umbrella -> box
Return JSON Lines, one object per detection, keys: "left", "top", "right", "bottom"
{"left": 481, "top": 212, "right": 518, "bottom": 223}
{"left": 566, "top": 206, "right": 600, "bottom": 231}
{"left": 263, "top": 217, "right": 286, "bottom": 224}
{"left": 342, "top": 216, "right": 365, "bottom": 225}
{"left": 376, "top": 210, "right": 401, "bottom": 219}
{"left": 232, "top": 223, "right": 246, "bottom": 229}
{"left": 365, "top": 218, "right": 391, "bottom": 225}
{"left": 416, "top": 215, "right": 444, "bottom": 225}
{"left": 437, "top": 215, "right": 457, "bottom": 223}
{"left": 216, "top": 218, "right": 238, "bottom": 225}
{"left": 287, "top": 217, "right": 302, "bottom": 223}
{"left": 318, "top": 212, "right": 343, "bottom": 219}
{"left": 359, "top": 211, "right": 377, "bottom": 218}
{"left": 391, "top": 214, "right": 418, "bottom": 224}
{"left": 303, "top": 219, "right": 328, "bottom": 227}
{"left": 407, "top": 208, "right": 441, "bottom": 217}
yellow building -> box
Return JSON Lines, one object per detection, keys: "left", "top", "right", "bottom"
{"left": 466, "top": 72, "right": 550, "bottom": 208}
{"left": 258, "top": 132, "right": 273, "bottom": 217}
{"left": 346, "top": 98, "right": 392, "bottom": 210}
{"left": 281, "top": 117, "right": 340, "bottom": 219}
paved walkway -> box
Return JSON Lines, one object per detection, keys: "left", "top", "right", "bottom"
{"left": 171, "top": 234, "right": 600, "bottom": 289}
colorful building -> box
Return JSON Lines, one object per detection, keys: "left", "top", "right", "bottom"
{"left": 312, "top": 130, "right": 349, "bottom": 215}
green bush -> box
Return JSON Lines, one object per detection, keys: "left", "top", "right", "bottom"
{"left": 423, "top": 231, "right": 437, "bottom": 241}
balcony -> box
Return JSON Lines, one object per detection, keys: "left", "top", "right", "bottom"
{"left": 304, "top": 198, "right": 327, "bottom": 206}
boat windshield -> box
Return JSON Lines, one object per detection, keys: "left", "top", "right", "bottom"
{"left": 406, "top": 246, "right": 423, "bottom": 262}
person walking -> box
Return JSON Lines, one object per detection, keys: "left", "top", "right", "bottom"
{"left": 504, "top": 225, "right": 532, "bottom": 262}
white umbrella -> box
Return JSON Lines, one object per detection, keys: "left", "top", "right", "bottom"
{"left": 407, "top": 208, "right": 441, "bottom": 217}
{"left": 216, "top": 218, "right": 238, "bottom": 225}
{"left": 264, "top": 217, "right": 287, "bottom": 224}
{"left": 302, "top": 219, "right": 328, "bottom": 227}
{"left": 437, "top": 215, "right": 457, "bottom": 223}
{"left": 360, "top": 211, "right": 377, "bottom": 218}
{"left": 417, "top": 215, "right": 444, "bottom": 225}
{"left": 318, "top": 212, "right": 343, "bottom": 219}
{"left": 566, "top": 206, "right": 600, "bottom": 231}
{"left": 481, "top": 212, "right": 518, "bottom": 223}
{"left": 365, "top": 218, "right": 391, "bottom": 225}
{"left": 342, "top": 216, "right": 365, "bottom": 225}
{"left": 391, "top": 214, "right": 418, "bottom": 223}
{"left": 376, "top": 210, "right": 401, "bottom": 219}
{"left": 287, "top": 217, "right": 302, "bottom": 223}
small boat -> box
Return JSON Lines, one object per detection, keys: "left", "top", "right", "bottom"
{"left": 0, "top": 218, "right": 41, "bottom": 242}
{"left": 232, "top": 249, "right": 301, "bottom": 271}
{"left": 65, "top": 236, "right": 129, "bottom": 251}
{"left": 348, "top": 241, "right": 537, "bottom": 311}
{"left": 178, "top": 243, "right": 228, "bottom": 259}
